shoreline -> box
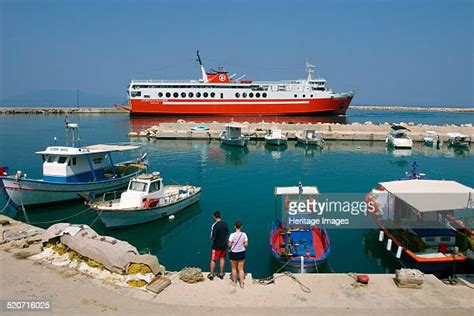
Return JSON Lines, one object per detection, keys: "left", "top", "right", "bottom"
{"left": 1, "top": 216, "right": 473, "bottom": 315}
{"left": 0, "top": 105, "right": 473, "bottom": 115}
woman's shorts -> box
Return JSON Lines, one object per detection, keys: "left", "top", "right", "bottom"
{"left": 229, "top": 250, "right": 246, "bottom": 261}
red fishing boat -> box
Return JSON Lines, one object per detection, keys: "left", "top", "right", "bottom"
{"left": 120, "top": 51, "right": 354, "bottom": 116}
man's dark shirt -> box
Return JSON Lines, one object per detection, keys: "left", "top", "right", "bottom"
{"left": 211, "top": 221, "right": 229, "bottom": 250}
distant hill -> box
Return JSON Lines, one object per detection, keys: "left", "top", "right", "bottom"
{"left": 0, "top": 89, "right": 126, "bottom": 107}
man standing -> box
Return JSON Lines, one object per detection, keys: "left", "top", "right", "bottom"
{"left": 208, "top": 211, "right": 229, "bottom": 280}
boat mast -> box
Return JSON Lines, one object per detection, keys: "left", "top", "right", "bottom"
{"left": 305, "top": 59, "right": 314, "bottom": 81}
{"left": 196, "top": 50, "right": 208, "bottom": 83}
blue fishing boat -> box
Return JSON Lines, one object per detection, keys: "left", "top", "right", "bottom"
{"left": 0, "top": 121, "right": 148, "bottom": 209}
{"left": 270, "top": 185, "right": 331, "bottom": 272}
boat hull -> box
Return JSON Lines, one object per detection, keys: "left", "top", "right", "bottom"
{"left": 0, "top": 171, "right": 143, "bottom": 209}
{"left": 221, "top": 138, "right": 249, "bottom": 147}
{"left": 95, "top": 191, "right": 201, "bottom": 228}
{"left": 127, "top": 96, "right": 353, "bottom": 116}
{"left": 296, "top": 137, "right": 323, "bottom": 147}
{"left": 266, "top": 138, "right": 288, "bottom": 146}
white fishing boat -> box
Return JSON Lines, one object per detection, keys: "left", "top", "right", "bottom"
{"left": 219, "top": 124, "right": 250, "bottom": 147}
{"left": 385, "top": 125, "right": 413, "bottom": 149}
{"left": 447, "top": 132, "right": 471, "bottom": 149}
{"left": 265, "top": 129, "right": 288, "bottom": 146}
{"left": 296, "top": 129, "right": 324, "bottom": 147}
{"left": 423, "top": 131, "right": 441, "bottom": 147}
{"left": 90, "top": 172, "right": 201, "bottom": 228}
{"left": 0, "top": 122, "right": 147, "bottom": 209}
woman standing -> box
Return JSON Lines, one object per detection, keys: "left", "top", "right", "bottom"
{"left": 228, "top": 221, "right": 248, "bottom": 288}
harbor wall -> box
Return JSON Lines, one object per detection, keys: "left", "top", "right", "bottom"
{"left": 129, "top": 121, "right": 474, "bottom": 142}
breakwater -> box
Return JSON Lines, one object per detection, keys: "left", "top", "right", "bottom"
{"left": 129, "top": 121, "right": 474, "bottom": 142}
{"left": 351, "top": 106, "right": 474, "bottom": 113}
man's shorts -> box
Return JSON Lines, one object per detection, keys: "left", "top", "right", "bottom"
{"left": 211, "top": 249, "right": 226, "bottom": 262}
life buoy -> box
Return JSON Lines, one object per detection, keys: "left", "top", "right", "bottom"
{"left": 218, "top": 74, "right": 226, "bottom": 82}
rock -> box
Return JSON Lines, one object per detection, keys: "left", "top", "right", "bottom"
{"left": 177, "top": 119, "right": 186, "bottom": 123}
{"left": 364, "top": 121, "right": 372, "bottom": 125}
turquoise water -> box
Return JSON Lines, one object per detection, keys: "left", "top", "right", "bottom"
{"left": 0, "top": 114, "right": 473, "bottom": 277}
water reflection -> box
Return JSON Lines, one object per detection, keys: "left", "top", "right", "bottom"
{"left": 219, "top": 144, "right": 249, "bottom": 166}
{"left": 362, "top": 230, "right": 402, "bottom": 273}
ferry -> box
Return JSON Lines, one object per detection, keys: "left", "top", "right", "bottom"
{"left": 120, "top": 51, "right": 354, "bottom": 116}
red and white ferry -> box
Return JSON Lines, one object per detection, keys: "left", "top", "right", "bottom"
{"left": 121, "top": 51, "right": 354, "bottom": 116}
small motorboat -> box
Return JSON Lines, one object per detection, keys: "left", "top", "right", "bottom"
{"left": 270, "top": 185, "right": 331, "bottom": 272}
{"left": 386, "top": 125, "right": 413, "bottom": 149}
{"left": 447, "top": 132, "right": 471, "bottom": 149}
{"left": 191, "top": 124, "right": 210, "bottom": 131}
{"left": 265, "top": 129, "right": 287, "bottom": 146}
{"left": 296, "top": 129, "right": 324, "bottom": 147}
{"left": 219, "top": 124, "right": 250, "bottom": 147}
{"left": 90, "top": 172, "right": 201, "bottom": 228}
{"left": 423, "top": 131, "right": 441, "bottom": 147}
{"left": 0, "top": 121, "right": 147, "bottom": 209}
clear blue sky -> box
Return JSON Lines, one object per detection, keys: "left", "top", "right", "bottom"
{"left": 0, "top": 0, "right": 473, "bottom": 106}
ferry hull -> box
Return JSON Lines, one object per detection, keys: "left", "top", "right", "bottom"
{"left": 127, "top": 96, "right": 353, "bottom": 116}
{"left": 0, "top": 172, "right": 142, "bottom": 209}
{"left": 95, "top": 192, "right": 201, "bottom": 228}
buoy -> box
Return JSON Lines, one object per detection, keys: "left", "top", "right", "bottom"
{"left": 168, "top": 215, "right": 175, "bottom": 220}
{"left": 378, "top": 230, "right": 384, "bottom": 242}
{"left": 386, "top": 238, "right": 392, "bottom": 251}
{"left": 396, "top": 246, "right": 403, "bottom": 258}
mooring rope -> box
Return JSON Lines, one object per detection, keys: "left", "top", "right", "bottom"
{"left": 28, "top": 207, "right": 93, "bottom": 225}
{"left": 0, "top": 195, "right": 12, "bottom": 213}
{"left": 253, "top": 259, "right": 312, "bottom": 293}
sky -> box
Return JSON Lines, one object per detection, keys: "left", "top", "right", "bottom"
{"left": 0, "top": 0, "right": 473, "bottom": 106}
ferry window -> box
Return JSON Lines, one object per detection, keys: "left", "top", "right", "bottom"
{"left": 303, "top": 94, "right": 306, "bottom": 98}
{"left": 311, "top": 94, "right": 313, "bottom": 98}
{"left": 294, "top": 94, "right": 297, "bottom": 98}
{"left": 203, "top": 92, "right": 209, "bottom": 97}
{"left": 149, "top": 181, "right": 161, "bottom": 193}
{"left": 196, "top": 92, "right": 201, "bottom": 98}
{"left": 144, "top": 95, "right": 150, "bottom": 98}
{"left": 235, "top": 92, "right": 240, "bottom": 98}
{"left": 58, "top": 156, "right": 67, "bottom": 164}
{"left": 166, "top": 92, "right": 171, "bottom": 98}
{"left": 242, "top": 92, "right": 247, "bottom": 97}
{"left": 129, "top": 181, "right": 148, "bottom": 192}
{"left": 249, "top": 93, "right": 254, "bottom": 98}
{"left": 158, "top": 92, "right": 163, "bottom": 97}
{"left": 188, "top": 92, "right": 194, "bottom": 98}
{"left": 181, "top": 92, "right": 186, "bottom": 97}
{"left": 47, "top": 155, "right": 55, "bottom": 163}
{"left": 256, "top": 93, "right": 260, "bottom": 98}
{"left": 173, "top": 92, "right": 178, "bottom": 98}
{"left": 210, "top": 92, "right": 215, "bottom": 97}
{"left": 131, "top": 91, "right": 141, "bottom": 97}
{"left": 220, "top": 93, "right": 223, "bottom": 98}
{"left": 262, "top": 93, "right": 267, "bottom": 98}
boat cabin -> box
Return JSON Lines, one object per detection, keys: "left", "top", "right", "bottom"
{"left": 35, "top": 144, "right": 141, "bottom": 183}
{"left": 303, "top": 129, "right": 320, "bottom": 139}
{"left": 390, "top": 125, "right": 410, "bottom": 138}
{"left": 118, "top": 172, "right": 164, "bottom": 209}
{"left": 224, "top": 124, "right": 246, "bottom": 139}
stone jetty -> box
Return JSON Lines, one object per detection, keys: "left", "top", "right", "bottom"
{"left": 129, "top": 121, "right": 474, "bottom": 143}
{"left": 0, "top": 107, "right": 127, "bottom": 114}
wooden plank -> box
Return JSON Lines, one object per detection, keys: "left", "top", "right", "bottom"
{"left": 146, "top": 275, "right": 171, "bottom": 294}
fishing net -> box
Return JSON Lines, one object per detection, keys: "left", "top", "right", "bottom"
{"left": 179, "top": 267, "right": 204, "bottom": 283}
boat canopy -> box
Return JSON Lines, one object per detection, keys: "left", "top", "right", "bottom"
{"left": 447, "top": 132, "right": 468, "bottom": 138}
{"left": 274, "top": 186, "right": 319, "bottom": 196}
{"left": 36, "top": 144, "right": 141, "bottom": 156}
{"left": 390, "top": 125, "right": 410, "bottom": 131}
{"left": 379, "top": 180, "right": 474, "bottom": 213}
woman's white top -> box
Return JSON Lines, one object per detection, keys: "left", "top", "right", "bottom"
{"left": 229, "top": 232, "right": 248, "bottom": 253}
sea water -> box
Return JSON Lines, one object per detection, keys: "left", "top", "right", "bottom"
{"left": 0, "top": 113, "right": 472, "bottom": 277}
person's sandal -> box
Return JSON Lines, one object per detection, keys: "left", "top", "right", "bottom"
{"left": 207, "top": 273, "right": 214, "bottom": 281}
{"left": 217, "top": 273, "right": 224, "bottom": 280}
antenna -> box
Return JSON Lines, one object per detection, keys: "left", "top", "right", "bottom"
{"left": 196, "top": 50, "right": 203, "bottom": 66}
{"left": 305, "top": 59, "right": 314, "bottom": 81}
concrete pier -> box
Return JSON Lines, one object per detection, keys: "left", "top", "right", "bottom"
{"left": 129, "top": 121, "right": 474, "bottom": 143}
{"left": 0, "top": 107, "right": 127, "bottom": 114}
